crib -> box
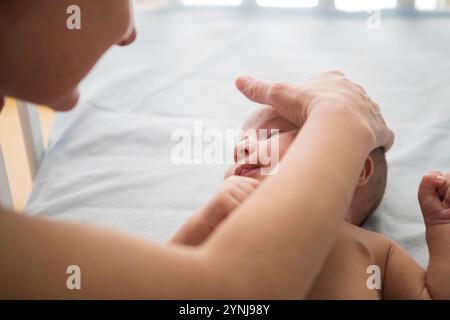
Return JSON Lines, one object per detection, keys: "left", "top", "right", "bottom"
{"left": 0, "top": 102, "right": 44, "bottom": 209}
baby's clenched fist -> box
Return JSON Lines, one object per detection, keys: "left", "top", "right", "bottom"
{"left": 418, "top": 171, "right": 450, "bottom": 227}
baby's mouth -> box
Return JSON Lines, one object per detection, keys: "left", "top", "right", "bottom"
{"left": 234, "top": 164, "right": 260, "bottom": 177}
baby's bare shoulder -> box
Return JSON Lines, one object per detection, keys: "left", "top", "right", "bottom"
{"left": 307, "top": 224, "right": 392, "bottom": 299}
{"left": 338, "top": 223, "right": 392, "bottom": 263}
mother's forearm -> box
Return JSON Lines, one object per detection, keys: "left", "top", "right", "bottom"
{"left": 203, "top": 109, "right": 374, "bottom": 299}
{"left": 0, "top": 110, "right": 374, "bottom": 299}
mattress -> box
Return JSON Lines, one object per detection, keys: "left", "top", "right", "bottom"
{"left": 26, "top": 7, "right": 450, "bottom": 268}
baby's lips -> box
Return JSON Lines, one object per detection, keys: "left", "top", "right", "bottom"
{"left": 234, "top": 164, "right": 260, "bottom": 177}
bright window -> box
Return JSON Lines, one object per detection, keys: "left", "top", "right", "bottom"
{"left": 335, "top": 0, "right": 397, "bottom": 12}
{"left": 182, "top": 0, "right": 242, "bottom": 6}
{"left": 415, "top": 0, "right": 438, "bottom": 11}
{"left": 134, "top": 0, "right": 169, "bottom": 11}
{"left": 257, "top": 0, "right": 319, "bottom": 7}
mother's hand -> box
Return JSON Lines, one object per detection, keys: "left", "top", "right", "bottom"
{"left": 236, "top": 70, "right": 394, "bottom": 151}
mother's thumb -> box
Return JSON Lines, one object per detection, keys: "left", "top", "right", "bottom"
{"left": 236, "top": 76, "right": 274, "bottom": 104}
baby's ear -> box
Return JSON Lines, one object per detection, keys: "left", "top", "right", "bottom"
{"left": 357, "top": 156, "right": 375, "bottom": 187}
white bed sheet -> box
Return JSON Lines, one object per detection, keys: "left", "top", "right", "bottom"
{"left": 26, "top": 8, "right": 450, "bottom": 268}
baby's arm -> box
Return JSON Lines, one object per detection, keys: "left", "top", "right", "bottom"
{"left": 169, "top": 176, "right": 259, "bottom": 246}
{"left": 383, "top": 172, "right": 450, "bottom": 300}
{"left": 418, "top": 172, "right": 450, "bottom": 299}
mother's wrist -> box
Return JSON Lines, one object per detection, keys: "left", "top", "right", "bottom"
{"left": 309, "top": 105, "right": 376, "bottom": 150}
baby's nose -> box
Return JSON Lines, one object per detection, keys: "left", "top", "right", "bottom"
{"left": 234, "top": 138, "right": 257, "bottom": 163}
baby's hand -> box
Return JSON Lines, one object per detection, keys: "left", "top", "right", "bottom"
{"left": 169, "top": 176, "right": 259, "bottom": 245}
{"left": 418, "top": 171, "right": 450, "bottom": 227}
{"left": 206, "top": 176, "right": 260, "bottom": 229}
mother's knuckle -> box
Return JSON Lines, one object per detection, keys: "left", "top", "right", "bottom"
{"left": 328, "top": 69, "right": 345, "bottom": 77}
{"left": 269, "top": 82, "right": 286, "bottom": 99}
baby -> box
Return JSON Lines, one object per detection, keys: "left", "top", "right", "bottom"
{"left": 171, "top": 106, "right": 450, "bottom": 300}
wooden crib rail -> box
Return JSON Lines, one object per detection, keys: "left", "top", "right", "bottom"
{"left": 0, "top": 101, "right": 45, "bottom": 209}
{"left": 17, "top": 101, "right": 45, "bottom": 179}
{"left": 0, "top": 147, "right": 13, "bottom": 209}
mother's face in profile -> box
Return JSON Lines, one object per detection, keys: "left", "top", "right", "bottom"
{"left": 0, "top": 0, "right": 136, "bottom": 111}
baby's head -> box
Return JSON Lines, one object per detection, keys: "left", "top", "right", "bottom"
{"left": 225, "top": 106, "right": 387, "bottom": 226}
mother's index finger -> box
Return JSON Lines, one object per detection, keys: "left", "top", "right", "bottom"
{"left": 236, "top": 76, "right": 304, "bottom": 126}
{"left": 236, "top": 76, "right": 273, "bottom": 105}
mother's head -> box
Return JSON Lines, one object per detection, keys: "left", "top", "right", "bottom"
{"left": 0, "top": 0, "right": 135, "bottom": 111}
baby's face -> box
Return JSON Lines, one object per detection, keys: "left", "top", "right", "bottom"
{"left": 225, "top": 106, "right": 298, "bottom": 182}
{"left": 225, "top": 106, "right": 387, "bottom": 226}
